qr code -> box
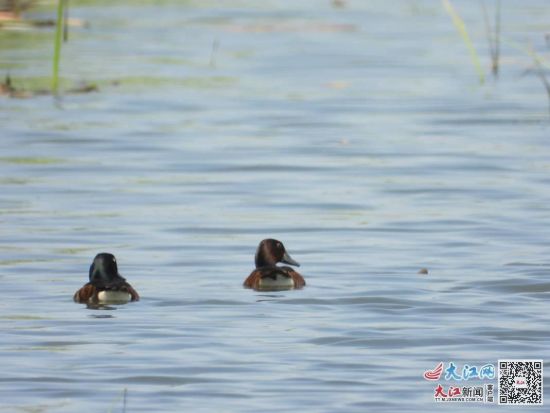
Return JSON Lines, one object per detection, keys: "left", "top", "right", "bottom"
{"left": 498, "top": 360, "right": 543, "bottom": 405}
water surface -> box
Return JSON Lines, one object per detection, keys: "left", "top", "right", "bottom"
{"left": 1, "top": 1, "right": 550, "bottom": 411}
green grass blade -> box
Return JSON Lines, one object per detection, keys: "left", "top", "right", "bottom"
{"left": 442, "top": 0, "right": 485, "bottom": 84}
{"left": 52, "top": 0, "right": 65, "bottom": 94}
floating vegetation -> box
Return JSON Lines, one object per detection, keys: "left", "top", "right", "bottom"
{"left": 0, "top": 72, "right": 238, "bottom": 98}
{"left": 113, "top": 75, "right": 237, "bottom": 90}
{"left": 0, "top": 0, "right": 38, "bottom": 21}
{"left": 0, "top": 156, "right": 64, "bottom": 165}
{"left": 0, "top": 1, "right": 86, "bottom": 29}
{"left": 0, "top": 74, "right": 98, "bottom": 97}
{"left": 216, "top": 21, "right": 357, "bottom": 34}
{"left": 0, "top": 177, "right": 32, "bottom": 184}
{"left": 53, "top": 247, "right": 92, "bottom": 255}
{"left": 0, "top": 314, "right": 50, "bottom": 320}
{"left": 1, "top": 74, "right": 49, "bottom": 97}
{"left": 0, "top": 1, "right": 85, "bottom": 95}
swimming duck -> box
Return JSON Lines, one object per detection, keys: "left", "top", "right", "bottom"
{"left": 73, "top": 253, "right": 139, "bottom": 304}
{"left": 243, "top": 239, "right": 305, "bottom": 290}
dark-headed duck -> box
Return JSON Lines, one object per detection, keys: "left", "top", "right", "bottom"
{"left": 73, "top": 253, "right": 139, "bottom": 304}
{"left": 243, "top": 239, "right": 305, "bottom": 290}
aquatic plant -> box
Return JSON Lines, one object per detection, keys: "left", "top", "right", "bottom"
{"left": 442, "top": 0, "right": 485, "bottom": 84}
{"left": 0, "top": 1, "right": 38, "bottom": 17}
{"left": 52, "top": 0, "right": 67, "bottom": 94}
{"left": 481, "top": 0, "right": 501, "bottom": 77}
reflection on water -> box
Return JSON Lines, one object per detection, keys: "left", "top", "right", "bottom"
{"left": 85, "top": 304, "right": 120, "bottom": 312}
{"left": 1, "top": 0, "right": 550, "bottom": 412}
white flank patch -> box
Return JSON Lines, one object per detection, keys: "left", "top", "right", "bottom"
{"left": 258, "top": 274, "right": 294, "bottom": 289}
{"left": 97, "top": 290, "right": 131, "bottom": 303}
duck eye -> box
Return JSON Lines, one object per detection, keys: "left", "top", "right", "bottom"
{"left": 276, "top": 242, "right": 282, "bottom": 249}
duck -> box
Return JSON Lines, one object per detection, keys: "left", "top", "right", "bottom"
{"left": 243, "top": 239, "right": 305, "bottom": 290}
{"left": 73, "top": 253, "right": 139, "bottom": 304}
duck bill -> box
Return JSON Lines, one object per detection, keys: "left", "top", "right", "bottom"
{"left": 281, "top": 251, "right": 300, "bottom": 267}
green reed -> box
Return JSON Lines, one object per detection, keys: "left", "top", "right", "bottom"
{"left": 52, "top": 0, "right": 66, "bottom": 94}
{"left": 442, "top": 0, "right": 485, "bottom": 84}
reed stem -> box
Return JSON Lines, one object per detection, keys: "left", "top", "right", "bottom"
{"left": 443, "top": 0, "right": 485, "bottom": 84}
{"left": 482, "top": 0, "right": 501, "bottom": 78}
{"left": 52, "top": 0, "right": 65, "bottom": 94}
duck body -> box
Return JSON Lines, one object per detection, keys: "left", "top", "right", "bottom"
{"left": 74, "top": 253, "right": 139, "bottom": 304}
{"left": 244, "top": 266, "right": 305, "bottom": 290}
{"left": 243, "top": 239, "right": 305, "bottom": 291}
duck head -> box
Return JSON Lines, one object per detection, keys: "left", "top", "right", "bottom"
{"left": 89, "top": 253, "right": 120, "bottom": 286}
{"left": 254, "top": 239, "right": 300, "bottom": 268}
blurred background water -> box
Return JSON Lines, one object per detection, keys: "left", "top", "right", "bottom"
{"left": 1, "top": 0, "right": 549, "bottom": 412}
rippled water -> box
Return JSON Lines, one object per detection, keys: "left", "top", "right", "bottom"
{"left": 1, "top": 1, "right": 550, "bottom": 412}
